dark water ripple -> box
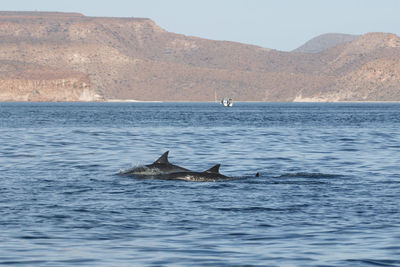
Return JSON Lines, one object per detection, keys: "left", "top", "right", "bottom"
{"left": 1, "top": 102, "right": 400, "bottom": 266}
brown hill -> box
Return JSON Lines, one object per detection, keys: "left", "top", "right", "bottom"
{"left": 0, "top": 11, "right": 399, "bottom": 102}
{"left": 294, "top": 33, "right": 400, "bottom": 101}
{"left": 293, "top": 33, "right": 360, "bottom": 53}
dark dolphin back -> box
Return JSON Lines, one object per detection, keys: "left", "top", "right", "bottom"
{"left": 153, "top": 151, "right": 169, "bottom": 164}
{"left": 148, "top": 151, "right": 190, "bottom": 173}
{"left": 205, "top": 164, "right": 221, "bottom": 174}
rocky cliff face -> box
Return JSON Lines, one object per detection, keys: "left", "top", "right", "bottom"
{"left": 0, "top": 60, "right": 97, "bottom": 101}
{"left": 0, "top": 11, "right": 399, "bottom": 102}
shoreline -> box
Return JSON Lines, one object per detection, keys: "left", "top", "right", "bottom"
{"left": 1, "top": 100, "right": 400, "bottom": 103}
{"left": 105, "top": 99, "right": 163, "bottom": 103}
{"left": 94, "top": 99, "right": 400, "bottom": 103}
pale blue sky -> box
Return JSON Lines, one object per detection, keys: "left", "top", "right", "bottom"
{"left": 2, "top": 0, "right": 399, "bottom": 51}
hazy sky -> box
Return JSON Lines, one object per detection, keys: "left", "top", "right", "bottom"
{"left": 2, "top": 0, "right": 399, "bottom": 51}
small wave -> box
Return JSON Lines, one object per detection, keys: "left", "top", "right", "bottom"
{"left": 58, "top": 259, "right": 98, "bottom": 264}
{"left": 73, "top": 208, "right": 90, "bottom": 213}
{"left": 11, "top": 154, "right": 36, "bottom": 158}
{"left": 75, "top": 164, "right": 102, "bottom": 170}
{"left": 346, "top": 259, "right": 400, "bottom": 267}
{"left": 258, "top": 223, "right": 274, "bottom": 228}
{"left": 339, "top": 138, "right": 356, "bottom": 142}
{"left": 278, "top": 172, "right": 343, "bottom": 179}
{"left": 62, "top": 188, "right": 93, "bottom": 195}
{"left": 72, "top": 130, "right": 86, "bottom": 134}
{"left": 19, "top": 234, "right": 52, "bottom": 240}
{"left": 340, "top": 148, "right": 359, "bottom": 152}
{"left": 215, "top": 206, "right": 284, "bottom": 213}
{"left": 37, "top": 214, "right": 71, "bottom": 220}
{"left": 0, "top": 260, "right": 47, "bottom": 265}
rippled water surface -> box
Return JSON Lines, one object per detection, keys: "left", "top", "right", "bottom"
{"left": 1, "top": 102, "right": 400, "bottom": 266}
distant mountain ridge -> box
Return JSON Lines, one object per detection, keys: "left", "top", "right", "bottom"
{"left": 293, "top": 33, "right": 360, "bottom": 53}
{"left": 0, "top": 11, "right": 399, "bottom": 102}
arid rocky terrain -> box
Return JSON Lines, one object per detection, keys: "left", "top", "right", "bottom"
{"left": 1, "top": 11, "right": 399, "bottom": 102}
{"left": 293, "top": 33, "right": 360, "bottom": 53}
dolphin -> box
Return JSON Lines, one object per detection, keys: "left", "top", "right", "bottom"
{"left": 119, "top": 151, "right": 190, "bottom": 176}
{"left": 154, "top": 164, "right": 241, "bottom": 182}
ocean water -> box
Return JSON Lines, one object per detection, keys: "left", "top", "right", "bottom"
{"left": 0, "top": 102, "right": 400, "bottom": 266}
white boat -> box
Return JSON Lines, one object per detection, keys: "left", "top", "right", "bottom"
{"left": 221, "top": 98, "right": 233, "bottom": 107}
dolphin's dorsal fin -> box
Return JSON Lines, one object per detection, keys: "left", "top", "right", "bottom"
{"left": 154, "top": 151, "right": 169, "bottom": 164}
{"left": 205, "top": 164, "right": 220, "bottom": 174}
